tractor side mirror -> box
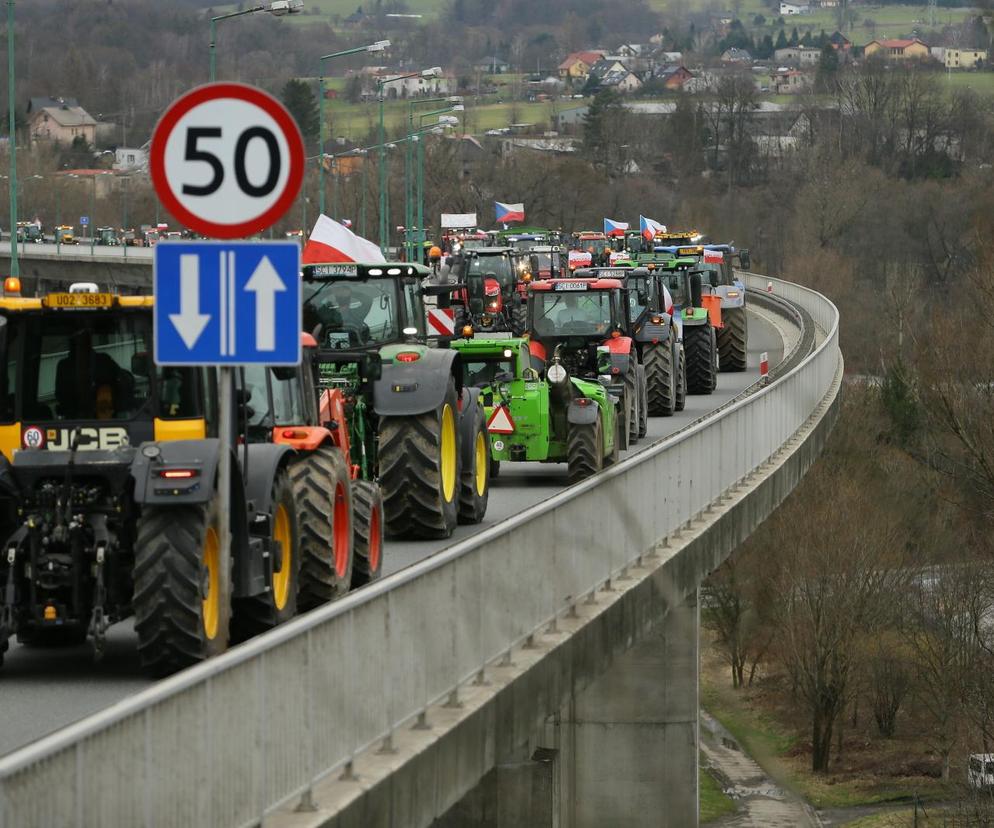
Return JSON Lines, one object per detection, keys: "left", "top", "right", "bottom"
{"left": 272, "top": 365, "right": 297, "bottom": 381}
{"left": 494, "top": 370, "right": 514, "bottom": 384}
{"left": 131, "top": 352, "right": 151, "bottom": 378}
{"left": 529, "top": 254, "right": 540, "bottom": 273}
{"left": 737, "top": 250, "right": 751, "bottom": 271}
{"left": 708, "top": 271, "right": 718, "bottom": 288}
{"left": 690, "top": 272, "right": 704, "bottom": 308}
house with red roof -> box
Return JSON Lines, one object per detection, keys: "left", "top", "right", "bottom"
{"left": 864, "top": 38, "right": 929, "bottom": 60}
{"left": 558, "top": 50, "right": 607, "bottom": 81}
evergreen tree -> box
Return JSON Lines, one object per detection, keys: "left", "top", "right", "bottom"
{"left": 282, "top": 78, "right": 320, "bottom": 147}
{"left": 775, "top": 29, "right": 789, "bottom": 49}
{"left": 756, "top": 33, "right": 775, "bottom": 59}
{"left": 582, "top": 89, "right": 626, "bottom": 169}
{"left": 800, "top": 29, "right": 812, "bottom": 46}
{"left": 815, "top": 42, "right": 839, "bottom": 92}
{"left": 789, "top": 26, "right": 800, "bottom": 45}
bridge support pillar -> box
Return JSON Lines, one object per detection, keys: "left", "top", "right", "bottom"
{"left": 562, "top": 589, "right": 700, "bottom": 827}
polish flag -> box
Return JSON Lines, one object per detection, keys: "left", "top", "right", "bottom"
{"left": 302, "top": 214, "right": 385, "bottom": 264}
{"left": 703, "top": 249, "right": 724, "bottom": 264}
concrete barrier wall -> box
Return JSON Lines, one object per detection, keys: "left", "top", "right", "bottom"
{"left": 0, "top": 273, "right": 840, "bottom": 828}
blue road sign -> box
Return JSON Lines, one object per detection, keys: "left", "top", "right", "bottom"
{"left": 154, "top": 240, "right": 301, "bottom": 366}
{"left": 79, "top": 216, "right": 89, "bottom": 226}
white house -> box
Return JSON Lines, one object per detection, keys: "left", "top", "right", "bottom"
{"left": 779, "top": 2, "right": 810, "bottom": 13}
{"left": 114, "top": 147, "right": 147, "bottom": 172}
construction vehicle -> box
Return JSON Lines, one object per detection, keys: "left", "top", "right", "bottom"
{"left": 54, "top": 225, "right": 77, "bottom": 245}
{"left": 451, "top": 337, "right": 618, "bottom": 483}
{"left": 442, "top": 246, "right": 531, "bottom": 336}
{"left": 526, "top": 275, "right": 648, "bottom": 449}
{"left": 0, "top": 279, "right": 364, "bottom": 675}
{"left": 303, "top": 261, "right": 490, "bottom": 538}
{"left": 574, "top": 265, "right": 685, "bottom": 416}
{"left": 95, "top": 227, "right": 119, "bottom": 246}
{"left": 15, "top": 222, "right": 43, "bottom": 244}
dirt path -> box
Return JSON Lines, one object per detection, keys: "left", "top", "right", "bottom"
{"left": 701, "top": 709, "right": 823, "bottom": 827}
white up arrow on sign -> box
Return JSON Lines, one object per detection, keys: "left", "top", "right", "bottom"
{"left": 169, "top": 254, "right": 211, "bottom": 348}
{"left": 245, "top": 255, "right": 287, "bottom": 352}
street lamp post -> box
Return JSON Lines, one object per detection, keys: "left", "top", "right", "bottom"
{"left": 209, "top": 0, "right": 303, "bottom": 82}
{"left": 317, "top": 40, "right": 390, "bottom": 217}
{"left": 377, "top": 67, "right": 441, "bottom": 254}
{"left": 7, "top": 0, "right": 18, "bottom": 276}
{"left": 415, "top": 106, "right": 462, "bottom": 261}
{"left": 89, "top": 175, "right": 96, "bottom": 255}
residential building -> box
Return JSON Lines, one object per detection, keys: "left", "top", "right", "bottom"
{"left": 864, "top": 38, "right": 929, "bottom": 60}
{"left": 779, "top": 2, "right": 811, "bottom": 14}
{"left": 774, "top": 45, "right": 821, "bottom": 66}
{"left": 474, "top": 56, "right": 511, "bottom": 74}
{"left": 944, "top": 47, "right": 986, "bottom": 69}
{"left": 721, "top": 47, "right": 753, "bottom": 63}
{"left": 829, "top": 31, "right": 852, "bottom": 51}
{"left": 660, "top": 51, "right": 684, "bottom": 64}
{"left": 28, "top": 100, "right": 97, "bottom": 145}
{"left": 372, "top": 71, "right": 456, "bottom": 97}
{"left": 114, "top": 147, "right": 147, "bottom": 172}
{"left": 655, "top": 65, "right": 695, "bottom": 90}
{"left": 617, "top": 44, "right": 644, "bottom": 57}
{"left": 772, "top": 68, "right": 811, "bottom": 94}
{"left": 557, "top": 50, "right": 607, "bottom": 81}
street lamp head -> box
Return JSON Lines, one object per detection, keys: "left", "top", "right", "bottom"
{"left": 267, "top": 0, "right": 304, "bottom": 16}
{"left": 438, "top": 115, "right": 459, "bottom": 125}
{"left": 421, "top": 66, "right": 443, "bottom": 78}
{"left": 450, "top": 104, "right": 465, "bottom": 112}
{"left": 367, "top": 40, "right": 391, "bottom": 52}
{"left": 447, "top": 96, "right": 464, "bottom": 103}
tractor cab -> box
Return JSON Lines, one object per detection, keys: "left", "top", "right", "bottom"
{"left": 0, "top": 281, "right": 209, "bottom": 463}
{"left": 16, "top": 222, "right": 43, "bottom": 244}
{"left": 55, "top": 225, "right": 77, "bottom": 245}
{"left": 527, "top": 245, "right": 564, "bottom": 279}
{"left": 302, "top": 262, "right": 428, "bottom": 351}
{"left": 95, "top": 227, "right": 119, "bottom": 246}
{"left": 443, "top": 246, "right": 531, "bottom": 335}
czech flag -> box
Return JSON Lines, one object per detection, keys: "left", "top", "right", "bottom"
{"left": 495, "top": 201, "right": 525, "bottom": 223}
{"left": 640, "top": 215, "right": 666, "bottom": 242}
{"left": 604, "top": 218, "right": 629, "bottom": 237}
{"left": 302, "top": 214, "right": 385, "bottom": 264}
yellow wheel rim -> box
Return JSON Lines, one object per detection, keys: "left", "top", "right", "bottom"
{"left": 441, "top": 404, "right": 457, "bottom": 503}
{"left": 271, "top": 504, "right": 292, "bottom": 611}
{"left": 202, "top": 526, "right": 220, "bottom": 641}
{"left": 474, "top": 431, "right": 487, "bottom": 497}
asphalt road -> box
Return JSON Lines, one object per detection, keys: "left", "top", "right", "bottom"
{"left": 0, "top": 308, "right": 786, "bottom": 757}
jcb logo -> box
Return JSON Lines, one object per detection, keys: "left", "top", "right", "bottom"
{"left": 38, "top": 427, "right": 130, "bottom": 451}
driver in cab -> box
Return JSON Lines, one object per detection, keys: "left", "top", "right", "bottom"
{"left": 312, "top": 283, "right": 372, "bottom": 345}
{"left": 556, "top": 294, "right": 608, "bottom": 333}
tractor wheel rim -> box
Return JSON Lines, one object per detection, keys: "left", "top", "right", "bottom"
{"left": 202, "top": 526, "right": 220, "bottom": 641}
{"left": 441, "top": 404, "right": 457, "bottom": 503}
{"left": 333, "top": 483, "right": 349, "bottom": 578}
{"left": 368, "top": 502, "right": 382, "bottom": 573}
{"left": 271, "top": 504, "right": 292, "bottom": 611}
{"left": 474, "top": 431, "right": 487, "bottom": 497}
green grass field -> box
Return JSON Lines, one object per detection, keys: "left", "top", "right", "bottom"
{"left": 700, "top": 764, "right": 738, "bottom": 823}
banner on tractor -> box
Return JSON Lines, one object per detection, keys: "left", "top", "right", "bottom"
{"left": 703, "top": 249, "right": 725, "bottom": 264}
{"left": 568, "top": 250, "right": 593, "bottom": 269}
{"left": 604, "top": 218, "right": 629, "bottom": 237}
{"left": 441, "top": 213, "right": 478, "bottom": 229}
{"left": 495, "top": 201, "right": 525, "bottom": 223}
{"left": 302, "top": 214, "right": 384, "bottom": 264}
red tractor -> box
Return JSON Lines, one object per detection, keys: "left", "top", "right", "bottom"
{"left": 526, "top": 276, "right": 648, "bottom": 450}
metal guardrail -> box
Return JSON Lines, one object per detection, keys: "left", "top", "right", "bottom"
{"left": 0, "top": 273, "right": 841, "bottom": 828}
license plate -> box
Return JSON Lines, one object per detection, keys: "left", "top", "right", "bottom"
{"left": 42, "top": 292, "right": 114, "bottom": 309}
{"left": 554, "top": 281, "right": 588, "bottom": 291}
{"left": 311, "top": 264, "right": 357, "bottom": 277}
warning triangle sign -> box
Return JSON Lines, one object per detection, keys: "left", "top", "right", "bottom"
{"left": 487, "top": 405, "right": 515, "bottom": 434}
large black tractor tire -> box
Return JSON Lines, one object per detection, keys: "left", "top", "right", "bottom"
{"left": 510, "top": 300, "right": 528, "bottom": 336}
{"left": 717, "top": 306, "right": 748, "bottom": 372}
{"left": 379, "top": 377, "right": 461, "bottom": 539}
{"left": 567, "top": 415, "right": 604, "bottom": 484}
{"left": 636, "top": 363, "right": 648, "bottom": 438}
{"left": 675, "top": 345, "right": 687, "bottom": 412}
{"left": 603, "top": 413, "right": 621, "bottom": 467}
{"left": 292, "top": 447, "right": 353, "bottom": 611}
{"left": 134, "top": 496, "right": 230, "bottom": 676}
{"left": 684, "top": 324, "right": 717, "bottom": 395}
{"left": 624, "top": 364, "right": 640, "bottom": 445}
{"left": 458, "top": 403, "right": 490, "bottom": 525}
{"left": 643, "top": 342, "right": 676, "bottom": 417}
{"left": 232, "top": 471, "right": 301, "bottom": 640}
{"left": 350, "top": 480, "right": 385, "bottom": 588}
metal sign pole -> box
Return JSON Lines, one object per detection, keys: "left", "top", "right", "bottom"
{"left": 218, "top": 365, "right": 233, "bottom": 588}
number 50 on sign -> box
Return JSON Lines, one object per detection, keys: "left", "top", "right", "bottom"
{"left": 150, "top": 83, "right": 305, "bottom": 239}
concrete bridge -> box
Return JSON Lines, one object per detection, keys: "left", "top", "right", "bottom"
{"left": 0, "top": 271, "right": 840, "bottom": 828}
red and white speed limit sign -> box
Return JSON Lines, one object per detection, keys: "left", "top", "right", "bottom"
{"left": 150, "top": 83, "right": 305, "bottom": 239}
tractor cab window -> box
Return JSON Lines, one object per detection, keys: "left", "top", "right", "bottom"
{"left": 241, "top": 365, "right": 307, "bottom": 432}
{"left": 304, "top": 278, "right": 402, "bottom": 348}
{"left": 467, "top": 254, "right": 515, "bottom": 291}
{"left": 662, "top": 271, "right": 689, "bottom": 306}
{"left": 402, "top": 278, "right": 424, "bottom": 335}
{"left": 532, "top": 291, "right": 615, "bottom": 337}
{"left": 4, "top": 311, "right": 201, "bottom": 422}
{"left": 463, "top": 357, "right": 514, "bottom": 388}
{"left": 628, "top": 275, "right": 651, "bottom": 320}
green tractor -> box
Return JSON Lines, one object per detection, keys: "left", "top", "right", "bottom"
{"left": 451, "top": 337, "right": 618, "bottom": 484}
{"left": 302, "top": 261, "right": 490, "bottom": 538}
{"left": 650, "top": 257, "right": 722, "bottom": 395}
